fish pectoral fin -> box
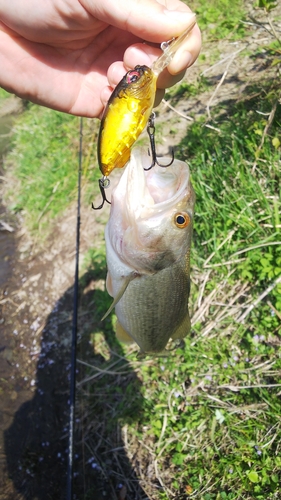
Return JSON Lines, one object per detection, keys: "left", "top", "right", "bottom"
{"left": 115, "top": 320, "right": 134, "bottom": 344}
{"left": 171, "top": 311, "right": 191, "bottom": 341}
{"left": 101, "top": 272, "right": 139, "bottom": 321}
{"left": 105, "top": 272, "right": 113, "bottom": 297}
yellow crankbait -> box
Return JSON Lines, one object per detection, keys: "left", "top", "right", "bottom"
{"left": 97, "top": 14, "right": 196, "bottom": 178}
{"left": 98, "top": 65, "right": 157, "bottom": 177}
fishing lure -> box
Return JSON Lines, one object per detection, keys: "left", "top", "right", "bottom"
{"left": 98, "top": 65, "right": 157, "bottom": 178}
{"left": 93, "top": 14, "right": 196, "bottom": 209}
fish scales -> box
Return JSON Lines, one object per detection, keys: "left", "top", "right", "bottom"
{"left": 103, "top": 148, "right": 195, "bottom": 356}
{"left": 115, "top": 254, "right": 191, "bottom": 353}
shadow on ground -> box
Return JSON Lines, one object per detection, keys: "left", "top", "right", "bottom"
{"left": 4, "top": 263, "right": 147, "bottom": 500}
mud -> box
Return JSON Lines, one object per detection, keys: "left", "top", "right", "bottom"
{"left": 0, "top": 131, "right": 141, "bottom": 498}
{"left": 0, "top": 184, "right": 104, "bottom": 498}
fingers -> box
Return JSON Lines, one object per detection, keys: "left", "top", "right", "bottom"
{"left": 125, "top": 33, "right": 200, "bottom": 89}
{"left": 104, "top": 16, "right": 200, "bottom": 97}
{"left": 167, "top": 23, "right": 201, "bottom": 74}
{"left": 82, "top": 0, "right": 201, "bottom": 43}
{"left": 94, "top": 0, "right": 202, "bottom": 117}
{"left": 123, "top": 24, "right": 201, "bottom": 84}
{"left": 88, "top": 0, "right": 201, "bottom": 115}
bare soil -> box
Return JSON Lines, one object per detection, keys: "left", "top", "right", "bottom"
{"left": 0, "top": 179, "right": 112, "bottom": 499}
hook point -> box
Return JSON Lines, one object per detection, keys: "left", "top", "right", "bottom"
{"left": 92, "top": 177, "right": 111, "bottom": 210}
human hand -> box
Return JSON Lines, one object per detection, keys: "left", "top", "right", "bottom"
{"left": 0, "top": 0, "right": 201, "bottom": 118}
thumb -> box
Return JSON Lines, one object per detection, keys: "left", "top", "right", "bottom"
{"left": 82, "top": 0, "right": 197, "bottom": 42}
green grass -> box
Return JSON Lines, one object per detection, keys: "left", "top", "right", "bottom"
{"left": 0, "top": 88, "right": 10, "bottom": 99}
{"left": 190, "top": 0, "right": 247, "bottom": 41}
{"left": 166, "top": 0, "right": 250, "bottom": 102}
{"left": 3, "top": 104, "right": 100, "bottom": 234}
{"left": 165, "top": 76, "right": 213, "bottom": 105}
{"left": 78, "top": 77, "right": 281, "bottom": 498}
{"left": 131, "top": 339, "right": 281, "bottom": 499}
{"left": 182, "top": 83, "right": 281, "bottom": 315}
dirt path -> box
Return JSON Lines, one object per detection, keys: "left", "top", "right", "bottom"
{"left": 0, "top": 181, "right": 113, "bottom": 498}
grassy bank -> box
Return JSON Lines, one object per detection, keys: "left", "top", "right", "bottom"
{"left": 80, "top": 85, "right": 281, "bottom": 500}
{"left": 3, "top": 102, "right": 100, "bottom": 235}
{"left": 78, "top": 2, "right": 281, "bottom": 499}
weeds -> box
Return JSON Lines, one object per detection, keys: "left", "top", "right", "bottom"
{"left": 184, "top": 0, "right": 247, "bottom": 41}
{"left": 77, "top": 2, "right": 281, "bottom": 499}
{"left": 3, "top": 104, "right": 100, "bottom": 235}
{"left": 0, "top": 88, "right": 10, "bottom": 99}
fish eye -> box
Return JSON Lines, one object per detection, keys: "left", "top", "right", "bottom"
{"left": 126, "top": 70, "right": 141, "bottom": 84}
{"left": 174, "top": 212, "right": 190, "bottom": 228}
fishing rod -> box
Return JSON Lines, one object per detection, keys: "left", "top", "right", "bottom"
{"left": 67, "top": 117, "right": 83, "bottom": 500}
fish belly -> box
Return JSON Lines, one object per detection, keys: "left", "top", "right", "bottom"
{"left": 114, "top": 256, "right": 191, "bottom": 354}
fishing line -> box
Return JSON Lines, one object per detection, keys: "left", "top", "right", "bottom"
{"left": 67, "top": 116, "right": 83, "bottom": 500}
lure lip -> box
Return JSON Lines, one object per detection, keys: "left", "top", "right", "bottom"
{"left": 151, "top": 14, "right": 197, "bottom": 76}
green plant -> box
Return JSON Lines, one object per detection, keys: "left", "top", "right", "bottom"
{"left": 183, "top": 0, "right": 247, "bottom": 41}
{"left": 3, "top": 105, "right": 100, "bottom": 234}
{"left": 255, "top": 0, "right": 278, "bottom": 12}
{"left": 0, "top": 87, "right": 10, "bottom": 99}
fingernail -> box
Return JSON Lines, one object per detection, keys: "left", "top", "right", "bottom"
{"left": 128, "top": 45, "right": 154, "bottom": 66}
{"left": 164, "top": 10, "right": 196, "bottom": 24}
{"left": 169, "top": 50, "right": 193, "bottom": 74}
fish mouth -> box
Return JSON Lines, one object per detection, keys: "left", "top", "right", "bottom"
{"left": 109, "top": 146, "right": 194, "bottom": 273}
{"left": 125, "top": 147, "right": 190, "bottom": 218}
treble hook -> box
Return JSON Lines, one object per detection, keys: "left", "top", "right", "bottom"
{"left": 92, "top": 177, "right": 111, "bottom": 210}
{"left": 144, "top": 113, "right": 174, "bottom": 171}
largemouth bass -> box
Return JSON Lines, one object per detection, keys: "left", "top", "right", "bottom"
{"left": 98, "top": 15, "right": 196, "bottom": 177}
{"left": 103, "top": 148, "right": 195, "bottom": 356}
